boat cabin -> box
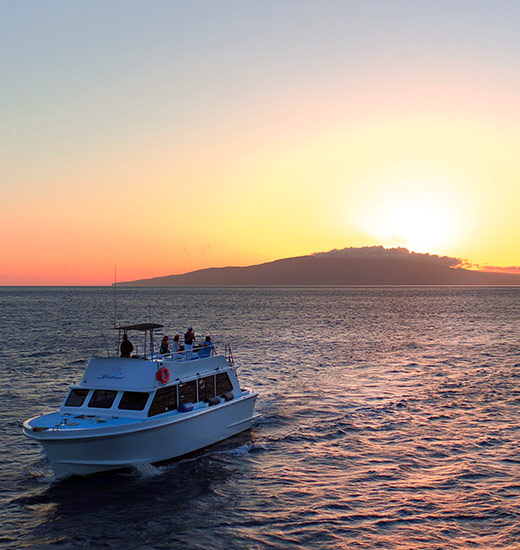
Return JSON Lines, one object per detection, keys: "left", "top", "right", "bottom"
{"left": 60, "top": 322, "right": 239, "bottom": 420}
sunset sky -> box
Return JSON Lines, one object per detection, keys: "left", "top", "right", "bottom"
{"left": 2, "top": 1, "right": 520, "bottom": 285}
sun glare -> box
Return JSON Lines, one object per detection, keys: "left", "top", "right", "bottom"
{"left": 383, "top": 199, "right": 450, "bottom": 252}
{"left": 352, "top": 172, "right": 466, "bottom": 254}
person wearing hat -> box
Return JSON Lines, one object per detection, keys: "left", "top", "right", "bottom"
{"left": 184, "top": 327, "right": 196, "bottom": 358}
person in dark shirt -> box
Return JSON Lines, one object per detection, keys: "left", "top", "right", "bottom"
{"left": 159, "top": 335, "right": 170, "bottom": 355}
{"left": 120, "top": 334, "right": 134, "bottom": 357}
{"left": 184, "top": 327, "right": 196, "bottom": 358}
{"left": 184, "top": 327, "right": 195, "bottom": 346}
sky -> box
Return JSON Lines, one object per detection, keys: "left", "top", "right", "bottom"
{"left": 2, "top": 0, "right": 520, "bottom": 284}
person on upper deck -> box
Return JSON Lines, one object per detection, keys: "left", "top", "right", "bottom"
{"left": 199, "top": 335, "right": 214, "bottom": 358}
{"left": 120, "top": 334, "right": 134, "bottom": 358}
{"left": 184, "top": 327, "right": 195, "bottom": 346}
{"left": 184, "top": 327, "right": 196, "bottom": 358}
{"left": 159, "top": 335, "right": 170, "bottom": 355}
{"left": 172, "top": 334, "right": 183, "bottom": 352}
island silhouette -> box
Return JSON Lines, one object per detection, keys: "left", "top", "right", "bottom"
{"left": 117, "top": 247, "right": 520, "bottom": 286}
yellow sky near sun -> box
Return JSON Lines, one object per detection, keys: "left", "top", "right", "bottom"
{"left": 3, "top": 103, "right": 519, "bottom": 284}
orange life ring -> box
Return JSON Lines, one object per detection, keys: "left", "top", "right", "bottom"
{"left": 157, "top": 366, "right": 169, "bottom": 384}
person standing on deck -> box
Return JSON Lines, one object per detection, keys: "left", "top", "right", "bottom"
{"left": 184, "top": 327, "right": 196, "bottom": 358}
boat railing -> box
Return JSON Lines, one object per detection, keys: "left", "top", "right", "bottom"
{"left": 107, "top": 339, "right": 232, "bottom": 363}
{"left": 225, "top": 343, "right": 235, "bottom": 366}
{"left": 151, "top": 350, "right": 191, "bottom": 362}
{"left": 151, "top": 344, "right": 220, "bottom": 362}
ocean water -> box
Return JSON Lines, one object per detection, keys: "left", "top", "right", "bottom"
{"left": 1, "top": 286, "right": 519, "bottom": 549}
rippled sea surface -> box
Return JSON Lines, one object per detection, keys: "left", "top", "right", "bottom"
{"left": 1, "top": 286, "right": 520, "bottom": 549}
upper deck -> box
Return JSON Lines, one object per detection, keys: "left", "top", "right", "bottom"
{"left": 81, "top": 353, "right": 231, "bottom": 392}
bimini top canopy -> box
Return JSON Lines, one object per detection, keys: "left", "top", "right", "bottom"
{"left": 116, "top": 323, "right": 164, "bottom": 331}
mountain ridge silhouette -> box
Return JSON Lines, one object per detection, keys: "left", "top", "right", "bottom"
{"left": 118, "top": 247, "right": 520, "bottom": 286}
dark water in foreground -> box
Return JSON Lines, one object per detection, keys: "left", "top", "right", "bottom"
{"left": 1, "top": 286, "right": 520, "bottom": 549}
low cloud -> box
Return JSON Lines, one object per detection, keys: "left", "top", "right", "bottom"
{"left": 313, "top": 247, "right": 520, "bottom": 274}
{"left": 312, "top": 246, "right": 462, "bottom": 268}
{"left": 462, "top": 262, "right": 520, "bottom": 274}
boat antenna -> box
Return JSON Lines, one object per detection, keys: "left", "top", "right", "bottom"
{"left": 114, "top": 265, "right": 118, "bottom": 329}
{"left": 114, "top": 265, "right": 119, "bottom": 357}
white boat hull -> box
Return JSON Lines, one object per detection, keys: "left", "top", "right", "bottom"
{"left": 30, "top": 394, "right": 257, "bottom": 479}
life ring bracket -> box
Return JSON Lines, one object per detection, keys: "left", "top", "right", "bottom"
{"left": 156, "top": 366, "right": 169, "bottom": 384}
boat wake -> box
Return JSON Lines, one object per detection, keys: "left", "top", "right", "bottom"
{"left": 218, "top": 443, "right": 256, "bottom": 456}
{"left": 130, "top": 463, "right": 168, "bottom": 479}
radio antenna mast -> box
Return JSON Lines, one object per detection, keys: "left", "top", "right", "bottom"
{"left": 113, "top": 265, "right": 119, "bottom": 357}
{"left": 114, "top": 265, "right": 118, "bottom": 329}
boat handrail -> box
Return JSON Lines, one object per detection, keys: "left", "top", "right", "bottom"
{"left": 225, "top": 343, "right": 235, "bottom": 366}
{"left": 105, "top": 331, "right": 233, "bottom": 364}
{"left": 151, "top": 343, "right": 235, "bottom": 365}
{"left": 147, "top": 345, "right": 212, "bottom": 361}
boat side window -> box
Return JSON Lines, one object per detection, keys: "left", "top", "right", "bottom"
{"left": 148, "top": 386, "right": 178, "bottom": 417}
{"left": 65, "top": 388, "right": 89, "bottom": 407}
{"left": 179, "top": 380, "right": 197, "bottom": 405}
{"left": 198, "top": 375, "right": 215, "bottom": 402}
{"left": 216, "top": 372, "right": 233, "bottom": 395}
{"left": 118, "top": 391, "right": 149, "bottom": 411}
{"left": 89, "top": 390, "right": 117, "bottom": 409}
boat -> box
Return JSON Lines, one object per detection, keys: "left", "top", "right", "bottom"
{"left": 23, "top": 323, "right": 258, "bottom": 479}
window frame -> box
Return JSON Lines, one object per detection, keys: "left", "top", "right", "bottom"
{"left": 118, "top": 391, "right": 150, "bottom": 411}
{"left": 88, "top": 389, "right": 118, "bottom": 409}
{"left": 198, "top": 375, "right": 216, "bottom": 402}
{"left": 148, "top": 385, "right": 178, "bottom": 417}
{"left": 216, "top": 372, "right": 233, "bottom": 395}
{"left": 64, "top": 388, "right": 90, "bottom": 407}
{"left": 179, "top": 380, "right": 197, "bottom": 406}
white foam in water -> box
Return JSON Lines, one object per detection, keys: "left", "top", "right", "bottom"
{"left": 221, "top": 443, "right": 255, "bottom": 456}
{"left": 131, "top": 462, "right": 167, "bottom": 479}
{"left": 212, "top": 440, "right": 271, "bottom": 457}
